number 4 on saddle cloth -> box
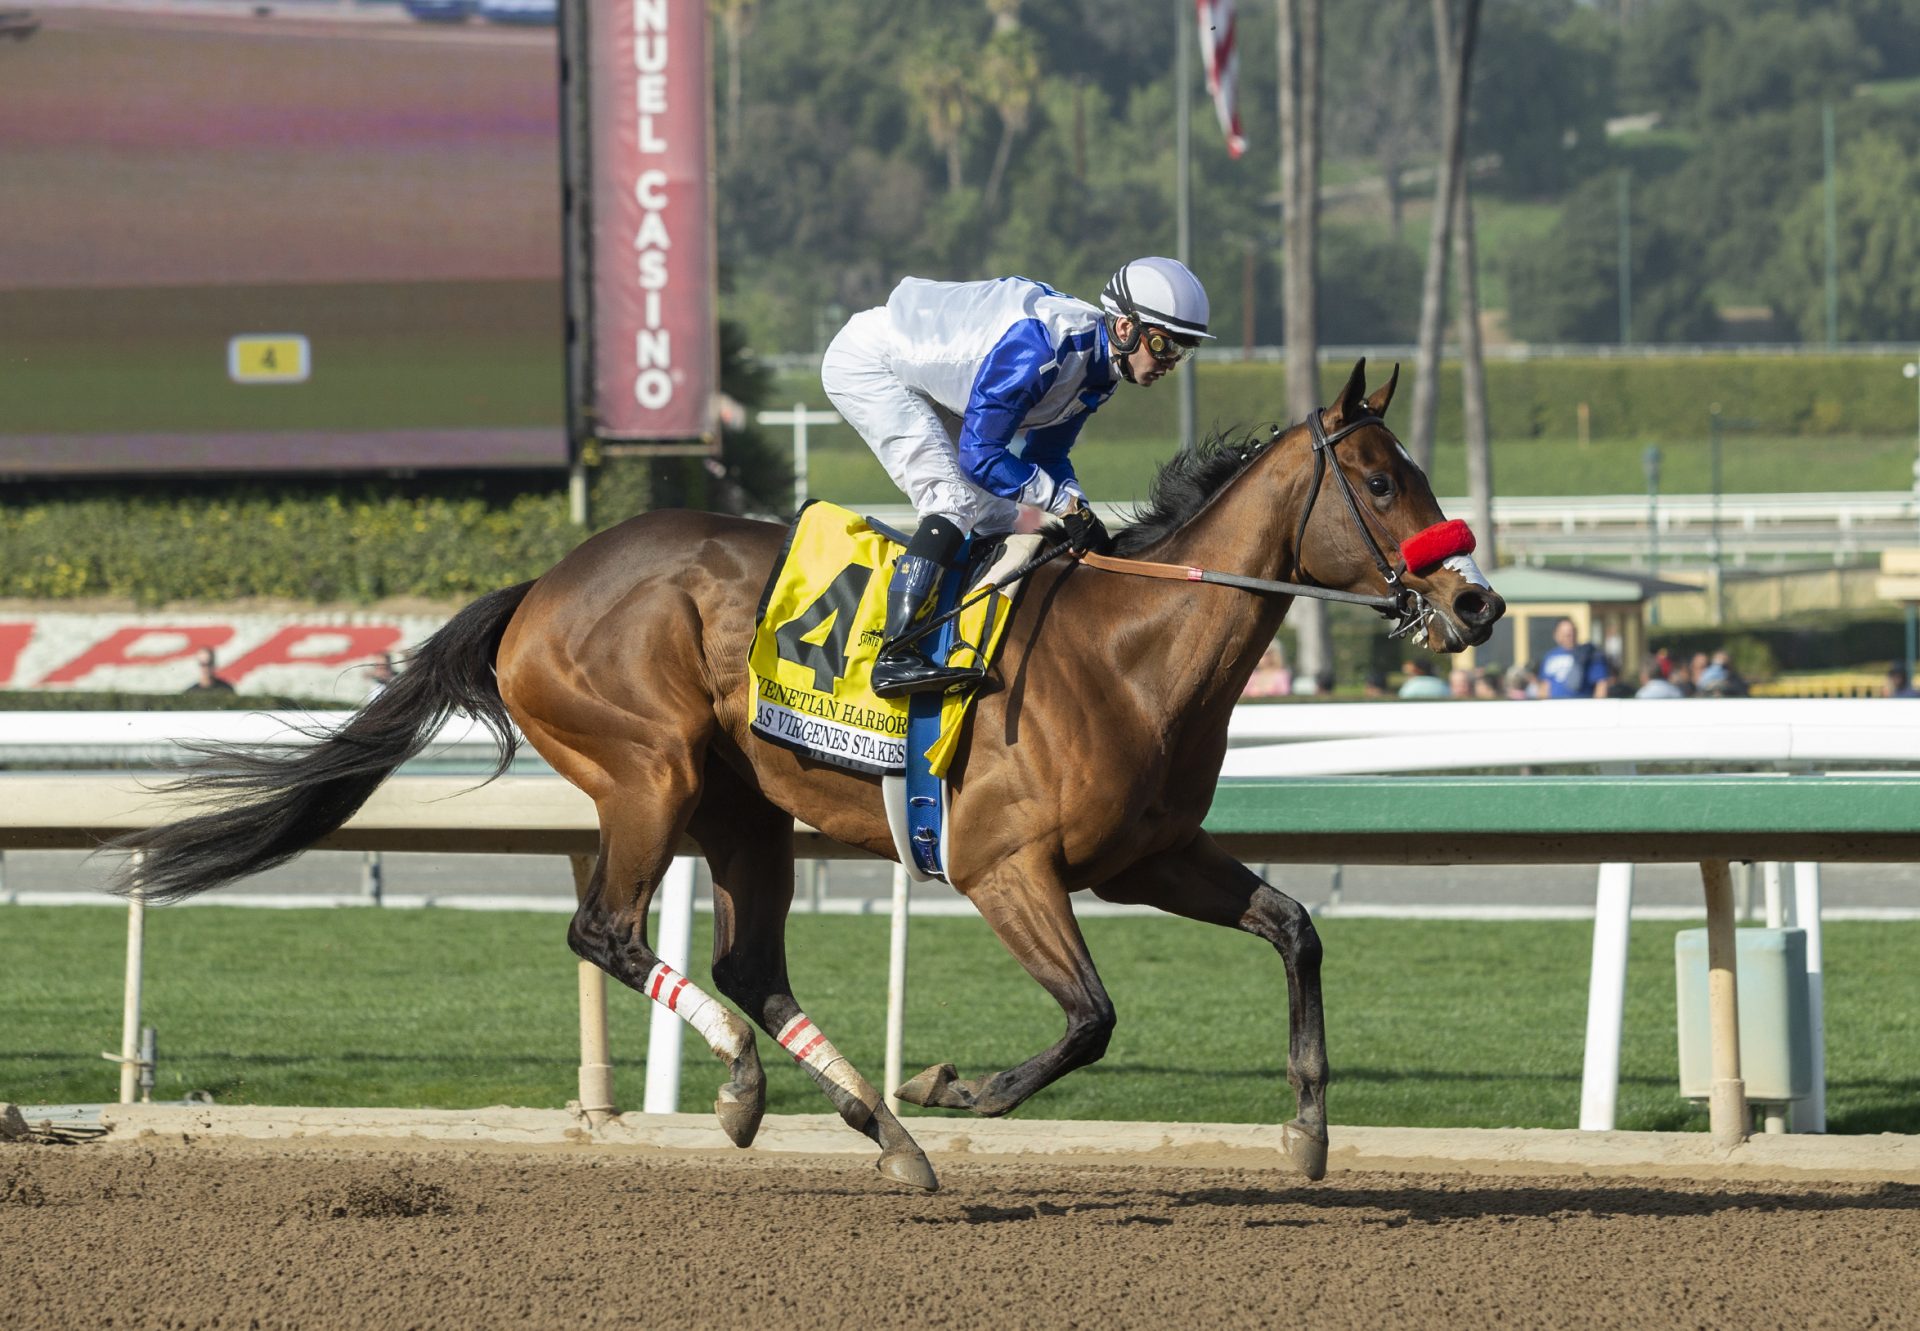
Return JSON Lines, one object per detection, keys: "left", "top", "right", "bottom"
{"left": 747, "top": 501, "right": 1022, "bottom": 881}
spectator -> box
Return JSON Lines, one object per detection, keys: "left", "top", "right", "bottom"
{"left": 1632, "top": 655, "right": 1685, "bottom": 699}
{"left": 183, "top": 646, "right": 234, "bottom": 695}
{"left": 1696, "top": 651, "right": 1747, "bottom": 697}
{"left": 1473, "top": 667, "right": 1503, "bottom": 700}
{"left": 1398, "top": 658, "right": 1450, "bottom": 699}
{"left": 1504, "top": 664, "right": 1539, "bottom": 699}
{"left": 1362, "top": 669, "right": 1391, "bottom": 699}
{"left": 365, "top": 652, "right": 399, "bottom": 702}
{"left": 1537, "top": 618, "right": 1613, "bottom": 698}
{"left": 1448, "top": 667, "right": 1474, "bottom": 699}
{"left": 1885, "top": 666, "right": 1917, "bottom": 699}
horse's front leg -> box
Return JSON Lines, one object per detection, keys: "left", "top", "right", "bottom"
{"left": 1093, "top": 832, "right": 1330, "bottom": 1180}
{"left": 895, "top": 862, "right": 1116, "bottom": 1117}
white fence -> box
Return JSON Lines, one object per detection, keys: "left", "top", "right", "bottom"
{"left": 6, "top": 700, "right": 1918, "bottom": 1135}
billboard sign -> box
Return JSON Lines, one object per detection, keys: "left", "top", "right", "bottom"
{"left": 0, "top": 8, "right": 569, "bottom": 475}
{"left": 584, "top": 0, "right": 717, "bottom": 445}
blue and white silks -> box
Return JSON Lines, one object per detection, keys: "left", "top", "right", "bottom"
{"left": 821, "top": 276, "right": 1117, "bottom": 535}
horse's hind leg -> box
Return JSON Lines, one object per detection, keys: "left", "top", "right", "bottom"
{"left": 568, "top": 795, "right": 766, "bottom": 1147}
{"left": 1093, "top": 832, "right": 1330, "bottom": 1180}
{"left": 691, "top": 758, "right": 938, "bottom": 1192}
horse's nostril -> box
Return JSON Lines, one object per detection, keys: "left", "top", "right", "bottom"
{"left": 1454, "top": 591, "right": 1489, "bottom": 624}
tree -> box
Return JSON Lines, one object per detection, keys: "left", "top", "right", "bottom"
{"left": 1322, "top": 0, "right": 1434, "bottom": 241}
{"left": 1407, "top": 0, "right": 1479, "bottom": 472}
{"left": 710, "top": 0, "right": 759, "bottom": 158}
{"left": 1502, "top": 173, "right": 1717, "bottom": 343}
{"left": 1433, "top": 0, "right": 1494, "bottom": 567}
{"left": 1767, "top": 132, "right": 1920, "bottom": 341}
{"left": 980, "top": 29, "right": 1041, "bottom": 215}
{"left": 1695, "top": 9, "right": 1873, "bottom": 125}
{"left": 1469, "top": 0, "right": 1613, "bottom": 196}
{"left": 903, "top": 39, "right": 981, "bottom": 194}
{"left": 1278, "top": 0, "right": 1329, "bottom": 678}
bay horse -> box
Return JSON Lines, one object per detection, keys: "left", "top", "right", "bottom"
{"left": 111, "top": 360, "right": 1503, "bottom": 1192}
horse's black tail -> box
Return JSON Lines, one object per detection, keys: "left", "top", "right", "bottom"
{"left": 107, "top": 581, "right": 538, "bottom": 905}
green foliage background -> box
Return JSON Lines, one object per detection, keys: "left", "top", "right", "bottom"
{"left": 3, "top": 352, "right": 1915, "bottom": 606}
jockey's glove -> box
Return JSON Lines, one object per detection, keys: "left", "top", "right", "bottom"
{"left": 1061, "top": 504, "right": 1110, "bottom": 556}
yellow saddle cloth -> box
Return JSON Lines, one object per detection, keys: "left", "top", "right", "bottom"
{"left": 748, "top": 501, "right": 1013, "bottom": 778}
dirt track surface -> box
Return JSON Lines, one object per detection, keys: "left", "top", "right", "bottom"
{"left": 6, "top": 1137, "right": 1920, "bottom": 1330}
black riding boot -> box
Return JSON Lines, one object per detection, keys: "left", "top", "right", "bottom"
{"left": 871, "top": 552, "right": 984, "bottom": 699}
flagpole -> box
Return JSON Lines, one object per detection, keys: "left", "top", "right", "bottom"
{"left": 1175, "top": 0, "right": 1197, "bottom": 455}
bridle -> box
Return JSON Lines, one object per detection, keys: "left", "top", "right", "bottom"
{"left": 1286, "top": 409, "right": 1432, "bottom": 639}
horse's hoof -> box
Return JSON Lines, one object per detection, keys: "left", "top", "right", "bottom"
{"left": 713, "top": 1087, "right": 764, "bottom": 1149}
{"left": 895, "top": 1062, "right": 959, "bottom": 1109}
{"left": 877, "top": 1148, "right": 939, "bottom": 1193}
{"left": 1282, "top": 1119, "right": 1329, "bottom": 1181}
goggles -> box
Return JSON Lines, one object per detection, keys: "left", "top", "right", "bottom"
{"left": 1141, "top": 327, "right": 1194, "bottom": 365}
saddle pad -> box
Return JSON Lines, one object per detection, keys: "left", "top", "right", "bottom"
{"left": 748, "top": 501, "right": 1012, "bottom": 778}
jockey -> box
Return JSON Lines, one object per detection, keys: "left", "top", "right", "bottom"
{"left": 822, "top": 257, "right": 1213, "bottom": 697}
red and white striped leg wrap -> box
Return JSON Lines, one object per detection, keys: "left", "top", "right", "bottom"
{"left": 775, "top": 1011, "right": 879, "bottom": 1113}
{"left": 644, "top": 963, "right": 749, "bottom": 1061}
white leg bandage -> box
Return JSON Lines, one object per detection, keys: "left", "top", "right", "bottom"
{"left": 775, "top": 1012, "right": 880, "bottom": 1115}
{"left": 645, "top": 963, "right": 749, "bottom": 1062}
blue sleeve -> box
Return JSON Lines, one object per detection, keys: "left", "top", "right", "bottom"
{"left": 956, "top": 319, "right": 1058, "bottom": 501}
{"left": 1022, "top": 412, "right": 1088, "bottom": 491}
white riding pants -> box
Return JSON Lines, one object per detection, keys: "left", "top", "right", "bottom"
{"left": 821, "top": 308, "right": 1028, "bottom": 537}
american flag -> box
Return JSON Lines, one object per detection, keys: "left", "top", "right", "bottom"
{"left": 1196, "top": 0, "right": 1244, "bottom": 159}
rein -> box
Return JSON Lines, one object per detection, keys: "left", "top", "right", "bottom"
{"left": 892, "top": 402, "right": 1474, "bottom": 651}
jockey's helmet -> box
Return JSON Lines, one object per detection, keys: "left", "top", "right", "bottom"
{"left": 1100, "top": 257, "right": 1215, "bottom": 353}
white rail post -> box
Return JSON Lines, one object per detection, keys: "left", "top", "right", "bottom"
{"left": 1793, "top": 861, "right": 1828, "bottom": 1133}
{"left": 569, "top": 853, "right": 615, "bottom": 1127}
{"left": 642, "top": 857, "right": 697, "bottom": 1114}
{"left": 117, "top": 856, "right": 146, "bottom": 1105}
{"left": 1579, "top": 862, "right": 1635, "bottom": 1130}
{"left": 1762, "top": 861, "right": 1785, "bottom": 926}
{"left": 758, "top": 405, "right": 839, "bottom": 516}
{"left": 1700, "top": 860, "right": 1750, "bottom": 1148}
{"left": 884, "top": 863, "right": 911, "bottom": 1115}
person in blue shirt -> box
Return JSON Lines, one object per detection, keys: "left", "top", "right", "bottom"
{"left": 821, "top": 258, "right": 1213, "bottom": 697}
{"left": 1537, "top": 617, "right": 1615, "bottom": 698}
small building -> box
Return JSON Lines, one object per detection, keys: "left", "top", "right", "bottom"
{"left": 1469, "top": 565, "right": 1698, "bottom": 674}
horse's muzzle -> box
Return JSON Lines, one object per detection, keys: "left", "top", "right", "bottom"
{"left": 1429, "top": 585, "right": 1506, "bottom": 651}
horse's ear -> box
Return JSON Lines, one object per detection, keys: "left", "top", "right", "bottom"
{"left": 1364, "top": 363, "right": 1401, "bottom": 419}
{"left": 1329, "top": 358, "right": 1368, "bottom": 424}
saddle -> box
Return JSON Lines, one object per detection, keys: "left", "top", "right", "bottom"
{"left": 747, "top": 501, "right": 1021, "bottom": 780}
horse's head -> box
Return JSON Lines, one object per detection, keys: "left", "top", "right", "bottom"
{"left": 1292, "top": 359, "right": 1505, "bottom": 652}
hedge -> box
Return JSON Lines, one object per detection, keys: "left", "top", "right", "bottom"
{"left": 0, "top": 463, "right": 654, "bottom": 607}
{"left": 0, "top": 690, "right": 338, "bottom": 712}
{"left": 776, "top": 351, "right": 1920, "bottom": 445}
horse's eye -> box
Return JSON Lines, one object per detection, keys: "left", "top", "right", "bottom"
{"left": 1366, "top": 474, "right": 1393, "bottom": 498}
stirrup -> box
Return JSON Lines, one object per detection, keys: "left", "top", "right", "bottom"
{"left": 871, "top": 648, "right": 984, "bottom": 699}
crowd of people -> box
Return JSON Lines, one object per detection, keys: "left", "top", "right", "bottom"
{"left": 1242, "top": 617, "right": 1770, "bottom": 702}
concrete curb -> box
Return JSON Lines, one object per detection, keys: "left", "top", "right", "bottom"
{"left": 22, "top": 1102, "right": 1920, "bottom": 1185}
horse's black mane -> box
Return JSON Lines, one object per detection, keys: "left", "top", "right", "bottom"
{"left": 1108, "top": 426, "right": 1281, "bottom": 557}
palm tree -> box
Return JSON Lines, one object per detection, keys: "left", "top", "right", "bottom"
{"left": 980, "top": 29, "right": 1040, "bottom": 214}
{"left": 904, "top": 43, "right": 978, "bottom": 194}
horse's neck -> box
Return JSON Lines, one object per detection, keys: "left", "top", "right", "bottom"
{"left": 1131, "top": 444, "right": 1306, "bottom": 704}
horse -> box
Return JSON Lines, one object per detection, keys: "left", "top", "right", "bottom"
{"left": 111, "top": 359, "right": 1504, "bottom": 1193}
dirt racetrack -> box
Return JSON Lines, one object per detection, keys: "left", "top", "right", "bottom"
{"left": 7, "top": 1133, "right": 1920, "bottom": 1330}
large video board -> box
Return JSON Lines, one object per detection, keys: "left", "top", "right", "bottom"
{"left": 0, "top": 4, "right": 569, "bottom": 474}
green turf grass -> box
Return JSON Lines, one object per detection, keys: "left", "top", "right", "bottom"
{"left": 3, "top": 906, "right": 1913, "bottom": 1133}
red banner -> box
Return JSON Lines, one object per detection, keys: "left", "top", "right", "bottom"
{"left": 588, "top": 0, "right": 718, "bottom": 443}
